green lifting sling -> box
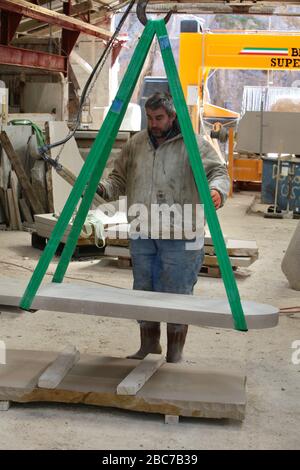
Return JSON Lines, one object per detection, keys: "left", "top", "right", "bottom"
{"left": 19, "top": 19, "right": 248, "bottom": 332}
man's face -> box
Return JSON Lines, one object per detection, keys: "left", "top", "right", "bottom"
{"left": 146, "top": 106, "right": 176, "bottom": 138}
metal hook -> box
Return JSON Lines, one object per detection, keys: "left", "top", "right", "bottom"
{"left": 136, "top": 0, "right": 173, "bottom": 26}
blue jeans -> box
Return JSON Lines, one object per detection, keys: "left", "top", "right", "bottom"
{"left": 130, "top": 238, "right": 204, "bottom": 305}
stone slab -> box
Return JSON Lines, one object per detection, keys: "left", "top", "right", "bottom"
{"left": 281, "top": 220, "right": 300, "bottom": 290}
{"left": 0, "top": 277, "right": 279, "bottom": 329}
{"left": 226, "top": 239, "right": 258, "bottom": 257}
{"left": 236, "top": 111, "right": 300, "bottom": 154}
{"left": 0, "top": 349, "right": 247, "bottom": 420}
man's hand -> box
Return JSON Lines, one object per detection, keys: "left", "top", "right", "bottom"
{"left": 210, "top": 189, "right": 222, "bottom": 210}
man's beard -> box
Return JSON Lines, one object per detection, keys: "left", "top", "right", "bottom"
{"left": 149, "top": 124, "right": 173, "bottom": 138}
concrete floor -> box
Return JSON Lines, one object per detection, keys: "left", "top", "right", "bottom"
{"left": 0, "top": 192, "right": 299, "bottom": 449}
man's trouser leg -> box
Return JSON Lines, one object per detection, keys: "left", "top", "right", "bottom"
{"left": 155, "top": 239, "right": 204, "bottom": 363}
{"left": 128, "top": 239, "right": 162, "bottom": 359}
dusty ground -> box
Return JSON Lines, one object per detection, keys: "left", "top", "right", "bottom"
{"left": 0, "top": 192, "right": 299, "bottom": 450}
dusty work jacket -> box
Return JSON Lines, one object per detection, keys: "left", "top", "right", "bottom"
{"left": 102, "top": 130, "right": 230, "bottom": 239}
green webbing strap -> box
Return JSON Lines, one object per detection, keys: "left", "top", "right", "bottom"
{"left": 53, "top": 22, "right": 157, "bottom": 283}
{"left": 52, "top": 136, "right": 119, "bottom": 282}
{"left": 155, "top": 20, "right": 247, "bottom": 331}
{"left": 19, "top": 21, "right": 155, "bottom": 309}
{"left": 19, "top": 19, "right": 247, "bottom": 332}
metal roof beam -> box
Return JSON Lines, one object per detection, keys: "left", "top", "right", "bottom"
{"left": 0, "top": 44, "right": 66, "bottom": 72}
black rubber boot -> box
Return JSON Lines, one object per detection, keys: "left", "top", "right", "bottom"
{"left": 166, "top": 323, "right": 188, "bottom": 363}
{"left": 127, "top": 321, "right": 162, "bottom": 360}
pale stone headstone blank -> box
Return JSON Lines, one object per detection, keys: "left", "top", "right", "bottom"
{"left": 281, "top": 221, "right": 300, "bottom": 290}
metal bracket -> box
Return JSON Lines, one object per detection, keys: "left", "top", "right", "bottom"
{"left": 136, "top": 0, "right": 173, "bottom": 25}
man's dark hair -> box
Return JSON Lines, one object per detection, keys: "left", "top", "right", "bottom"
{"left": 145, "top": 92, "right": 176, "bottom": 117}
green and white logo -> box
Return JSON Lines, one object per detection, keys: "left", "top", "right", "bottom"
{"left": 240, "top": 47, "right": 288, "bottom": 56}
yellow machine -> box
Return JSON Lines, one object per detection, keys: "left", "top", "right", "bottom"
{"left": 179, "top": 23, "right": 300, "bottom": 189}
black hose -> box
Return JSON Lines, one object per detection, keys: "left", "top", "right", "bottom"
{"left": 40, "top": 0, "right": 136, "bottom": 155}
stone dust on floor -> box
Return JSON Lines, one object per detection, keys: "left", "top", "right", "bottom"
{"left": 0, "top": 193, "right": 299, "bottom": 449}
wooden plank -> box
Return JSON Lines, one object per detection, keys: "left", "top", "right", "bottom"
{"left": 38, "top": 345, "right": 80, "bottom": 389}
{"left": 0, "top": 0, "right": 112, "bottom": 40}
{"left": 45, "top": 164, "right": 54, "bottom": 213}
{"left": 17, "top": 1, "right": 95, "bottom": 34}
{"left": 104, "top": 225, "right": 226, "bottom": 248}
{"left": 0, "top": 187, "right": 9, "bottom": 224}
{"left": 0, "top": 277, "right": 279, "bottom": 329}
{"left": 3, "top": 191, "right": 10, "bottom": 225}
{"left": 19, "top": 198, "right": 34, "bottom": 224}
{"left": 0, "top": 131, "right": 44, "bottom": 215}
{"left": 199, "top": 265, "right": 221, "bottom": 278}
{"left": 6, "top": 189, "right": 17, "bottom": 230}
{"left": 165, "top": 415, "right": 179, "bottom": 425}
{"left": 0, "top": 401, "right": 10, "bottom": 411}
{"left": 0, "top": 350, "right": 247, "bottom": 421}
{"left": 0, "top": 166, "right": 4, "bottom": 189}
{"left": 117, "top": 354, "right": 165, "bottom": 396}
{"left": 29, "top": 10, "right": 109, "bottom": 38}
{"left": 31, "top": 160, "right": 47, "bottom": 213}
{"left": 10, "top": 171, "right": 22, "bottom": 230}
{"left": 106, "top": 237, "right": 129, "bottom": 247}
{"left": 205, "top": 240, "right": 259, "bottom": 257}
{"left": 104, "top": 235, "right": 258, "bottom": 259}
{"left": 204, "top": 254, "right": 256, "bottom": 268}
{"left": 105, "top": 247, "right": 257, "bottom": 268}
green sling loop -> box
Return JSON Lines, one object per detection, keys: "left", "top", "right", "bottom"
{"left": 19, "top": 19, "right": 247, "bottom": 331}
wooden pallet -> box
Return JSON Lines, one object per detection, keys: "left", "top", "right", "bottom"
{"left": 116, "top": 256, "right": 223, "bottom": 278}
{"left": 199, "top": 265, "right": 222, "bottom": 278}
{"left": 31, "top": 232, "right": 105, "bottom": 260}
{"left": 104, "top": 246, "right": 242, "bottom": 279}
